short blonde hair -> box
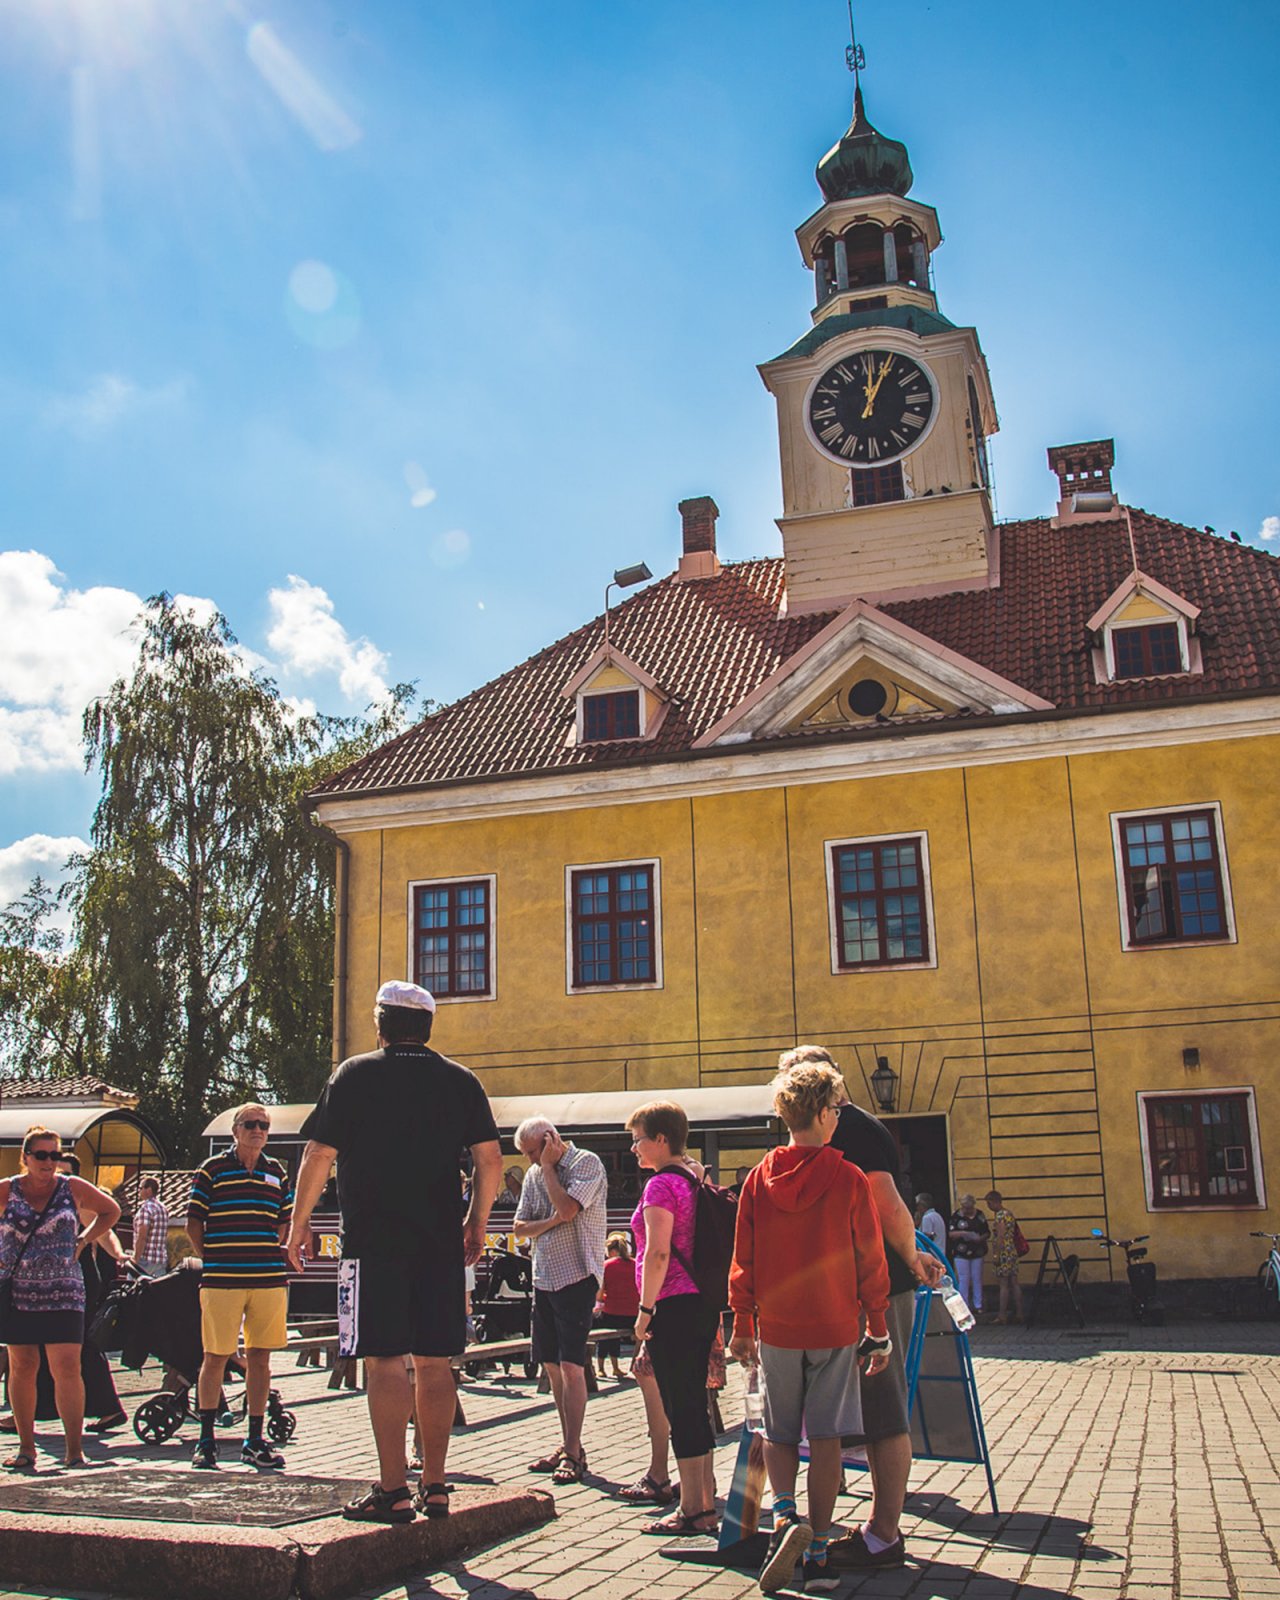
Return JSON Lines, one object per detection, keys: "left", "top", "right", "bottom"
{"left": 771, "top": 1061, "right": 844, "bottom": 1132}
{"left": 625, "top": 1100, "right": 688, "bottom": 1155}
{"left": 232, "top": 1102, "right": 270, "bottom": 1131}
{"left": 606, "top": 1231, "right": 633, "bottom": 1259}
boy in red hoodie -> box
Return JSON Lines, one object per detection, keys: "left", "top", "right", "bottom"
{"left": 729, "top": 1060, "right": 891, "bottom": 1594}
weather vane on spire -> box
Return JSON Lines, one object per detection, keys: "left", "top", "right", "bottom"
{"left": 845, "top": 0, "right": 866, "bottom": 91}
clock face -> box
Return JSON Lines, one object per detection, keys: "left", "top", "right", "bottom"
{"left": 805, "top": 349, "right": 937, "bottom": 468}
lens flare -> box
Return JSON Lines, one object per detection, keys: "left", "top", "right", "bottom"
{"left": 285, "top": 259, "right": 360, "bottom": 349}
{"left": 430, "top": 529, "right": 471, "bottom": 571}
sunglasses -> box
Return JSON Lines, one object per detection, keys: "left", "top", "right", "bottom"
{"left": 26, "top": 1149, "right": 63, "bottom": 1162}
{"left": 238, "top": 1120, "right": 271, "bottom": 1133}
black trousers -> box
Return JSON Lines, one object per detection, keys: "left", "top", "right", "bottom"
{"left": 647, "top": 1292, "right": 719, "bottom": 1459}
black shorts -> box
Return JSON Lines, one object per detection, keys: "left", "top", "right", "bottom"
{"left": 844, "top": 1287, "right": 913, "bottom": 1445}
{"left": 531, "top": 1276, "right": 597, "bottom": 1367}
{"left": 337, "top": 1254, "right": 465, "bottom": 1359}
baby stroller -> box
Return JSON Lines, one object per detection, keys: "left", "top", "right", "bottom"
{"left": 467, "top": 1247, "right": 537, "bottom": 1379}
{"left": 91, "top": 1262, "right": 297, "bottom": 1445}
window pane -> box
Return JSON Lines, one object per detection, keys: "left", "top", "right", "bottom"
{"left": 1146, "top": 1094, "right": 1255, "bottom": 1207}
{"left": 571, "top": 865, "right": 655, "bottom": 986}
{"left": 413, "top": 880, "right": 491, "bottom": 997}
{"left": 1123, "top": 810, "right": 1226, "bottom": 945}
{"left": 833, "top": 838, "right": 928, "bottom": 967}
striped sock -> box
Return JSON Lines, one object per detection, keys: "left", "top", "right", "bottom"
{"left": 809, "top": 1530, "right": 831, "bottom": 1562}
{"left": 772, "top": 1493, "right": 798, "bottom": 1523}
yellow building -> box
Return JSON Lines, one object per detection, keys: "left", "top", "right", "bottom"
{"left": 309, "top": 90, "right": 1279, "bottom": 1287}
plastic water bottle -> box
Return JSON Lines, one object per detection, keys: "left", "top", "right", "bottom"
{"left": 744, "top": 1364, "right": 765, "bottom": 1429}
{"left": 939, "top": 1275, "right": 976, "bottom": 1332}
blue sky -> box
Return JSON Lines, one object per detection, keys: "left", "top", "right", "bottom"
{"left": 1, "top": 0, "right": 1277, "bottom": 901}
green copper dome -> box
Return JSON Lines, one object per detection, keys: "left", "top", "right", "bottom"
{"left": 816, "top": 86, "right": 913, "bottom": 201}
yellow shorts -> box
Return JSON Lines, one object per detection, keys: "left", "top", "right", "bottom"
{"left": 200, "top": 1286, "right": 288, "bottom": 1355}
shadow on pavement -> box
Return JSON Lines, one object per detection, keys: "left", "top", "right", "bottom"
{"left": 905, "top": 1490, "right": 1119, "bottom": 1560}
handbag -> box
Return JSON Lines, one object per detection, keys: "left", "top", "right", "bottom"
{"left": 0, "top": 1186, "right": 62, "bottom": 1332}
{"left": 1013, "top": 1222, "right": 1031, "bottom": 1258}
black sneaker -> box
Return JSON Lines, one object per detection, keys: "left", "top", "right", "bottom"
{"left": 241, "top": 1439, "right": 285, "bottom": 1469}
{"left": 758, "top": 1514, "right": 812, "bottom": 1595}
{"left": 191, "top": 1440, "right": 218, "bottom": 1470}
{"left": 839, "top": 1528, "right": 906, "bottom": 1568}
{"left": 803, "top": 1555, "right": 841, "bottom": 1592}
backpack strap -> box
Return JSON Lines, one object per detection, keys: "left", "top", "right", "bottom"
{"left": 651, "top": 1165, "right": 701, "bottom": 1286}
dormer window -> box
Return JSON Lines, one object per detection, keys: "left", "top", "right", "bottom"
{"left": 562, "top": 644, "right": 669, "bottom": 747}
{"left": 583, "top": 690, "right": 640, "bottom": 742}
{"left": 1087, "top": 572, "right": 1202, "bottom": 685}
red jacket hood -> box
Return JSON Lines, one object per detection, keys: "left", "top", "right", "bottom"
{"left": 758, "top": 1144, "right": 845, "bottom": 1212}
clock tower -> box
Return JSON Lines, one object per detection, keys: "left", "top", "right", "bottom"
{"left": 760, "top": 83, "right": 998, "bottom": 612}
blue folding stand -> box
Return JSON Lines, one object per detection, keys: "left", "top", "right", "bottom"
{"left": 898, "top": 1233, "right": 999, "bottom": 1514}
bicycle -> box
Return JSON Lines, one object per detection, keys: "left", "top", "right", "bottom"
{"left": 1251, "top": 1231, "right": 1280, "bottom": 1318}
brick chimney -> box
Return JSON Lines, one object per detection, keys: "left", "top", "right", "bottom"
{"left": 675, "top": 495, "right": 722, "bottom": 581}
{"left": 1047, "top": 439, "right": 1121, "bottom": 526}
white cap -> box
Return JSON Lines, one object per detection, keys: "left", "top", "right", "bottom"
{"left": 374, "top": 980, "right": 437, "bottom": 1013}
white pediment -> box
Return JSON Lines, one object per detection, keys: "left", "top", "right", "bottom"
{"left": 694, "top": 600, "right": 1053, "bottom": 748}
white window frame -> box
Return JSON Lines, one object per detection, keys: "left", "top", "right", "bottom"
{"left": 565, "top": 857, "right": 664, "bottom": 995}
{"left": 1110, "top": 802, "right": 1237, "bottom": 953}
{"left": 1136, "top": 1085, "right": 1266, "bottom": 1213}
{"left": 825, "top": 830, "right": 938, "bottom": 975}
{"left": 576, "top": 685, "right": 647, "bottom": 744}
{"left": 1105, "top": 614, "right": 1190, "bottom": 679}
{"left": 406, "top": 873, "right": 497, "bottom": 1004}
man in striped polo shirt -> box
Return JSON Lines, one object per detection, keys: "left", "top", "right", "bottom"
{"left": 187, "top": 1102, "right": 294, "bottom": 1469}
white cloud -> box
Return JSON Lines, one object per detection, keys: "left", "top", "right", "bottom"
{"left": 44, "top": 372, "right": 189, "bottom": 433}
{"left": 0, "top": 553, "right": 389, "bottom": 776}
{"left": 266, "top": 575, "right": 390, "bottom": 705}
{"left": 1259, "top": 516, "right": 1280, "bottom": 542}
{"left": 0, "top": 552, "right": 143, "bottom": 774}
{"left": 0, "top": 834, "right": 87, "bottom": 931}
{"left": 246, "top": 23, "right": 363, "bottom": 152}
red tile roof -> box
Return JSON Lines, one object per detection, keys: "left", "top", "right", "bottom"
{"left": 311, "top": 509, "right": 1280, "bottom": 800}
{"left": 0, "top": 1076, "right": 138, "bottom": 1106}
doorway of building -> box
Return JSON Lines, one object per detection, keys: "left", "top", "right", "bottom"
{"left": 882, "top": 1114, "right": 952, "bottom": 1211}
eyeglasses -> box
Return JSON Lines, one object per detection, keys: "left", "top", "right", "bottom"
{"left": 238, "top": 1120, "right": 271, "bottom": 1133}
{"left": 26, "top": 1149, "right": 63, "bottom": 1162}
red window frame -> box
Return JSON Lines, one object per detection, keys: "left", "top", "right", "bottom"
{"left": 582, "top": 690, "right": 641, "bottom": 741}
{"left": 570, "top": 864, "right": 655, "bottom": 987}
{"left": 830, "top": 836, "right": 930, "bottom": 969}
{"left": 1112, "top": 622, "right": 1182, "bottom": 678}
{"left": 1143, "top": 1092, "right": 1258, "bottom": 1208}
{"left": 412, "top": 879, "right": 491, "bottom": 998}
{"left": 1119, "top": 809, "right": 1228, "bottom": 946}
{"left": 850, "top": 461, "right": 905, "bottom": 508}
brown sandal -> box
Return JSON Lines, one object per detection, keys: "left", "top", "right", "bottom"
{"left": 528, "top": 1446, "right": 565, "bottom": 1473}
{"left": 617, "top": 1473, "right": 675, "bottom": 1505}
{"left": 551, "top": 1450, "right": 587, "bottom": 1484}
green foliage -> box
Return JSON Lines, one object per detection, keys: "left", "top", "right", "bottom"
{"left": 0, "top": 876, "right": 105, "bottom": 1079}
{"left": 44, "top": 593, "right": 422, "bottom": 1162}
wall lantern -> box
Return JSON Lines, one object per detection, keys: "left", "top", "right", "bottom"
{"left": 1182, "top": 1047, "right": 1201, "bottom": 1071}
{"left": 870, "top": 1055, "right": 899, "bottom": 1114}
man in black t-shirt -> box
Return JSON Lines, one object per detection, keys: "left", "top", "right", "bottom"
{"left": 286, "top": 981, "right": 501, "bottom": 1524}
{"left": 777, "top": 1046, "right": 942, "bottom": 1571}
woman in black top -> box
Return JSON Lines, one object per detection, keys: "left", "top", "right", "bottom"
{"left": 947, "top": 1196, "right": 990, "bottom": 1315}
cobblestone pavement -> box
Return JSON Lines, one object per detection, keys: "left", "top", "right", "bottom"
{"left": 1, "top": 1320, "right": 1277, "bottom": 1600}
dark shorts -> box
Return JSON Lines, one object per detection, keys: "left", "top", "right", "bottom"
{"left": 337, "top": 1255, "right": 464, "bottom": 1359}
{"left": 1, "top": 1308, "right": 85, "bottom": 1347}
{"left": 531, "top": 1276, "right": 597, "bottom": 1367}
{"left": 844, "top": 1288, "right": 913, "bottom": 1445}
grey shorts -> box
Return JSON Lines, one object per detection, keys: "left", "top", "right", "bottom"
{"left": 759, "top": 1342, "right": 862, "bottom": 1445}
{"left": 844, "top": 1288, "right": 913, "bottom": 1445}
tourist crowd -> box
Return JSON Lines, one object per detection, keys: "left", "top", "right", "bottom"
{"left": 0, "top": 977, "right": 1027, "bottom": 1592}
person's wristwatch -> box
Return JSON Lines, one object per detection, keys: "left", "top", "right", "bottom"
{"left": 637, "top": 1304, "right": 655, "bottom": 1317}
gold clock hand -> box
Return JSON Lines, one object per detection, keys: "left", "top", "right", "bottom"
{"left": 860, "top": 357, "right": 893, "bottom": 419}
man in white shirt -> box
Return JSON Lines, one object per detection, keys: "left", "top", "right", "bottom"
{"left": 512, "top": 1118, "right": 607, "bottom": 1484}
{"left": 916, "top": 1193, "right": 947, "bottom": 1256}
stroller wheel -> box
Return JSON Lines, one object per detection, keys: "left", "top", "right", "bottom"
{"left": 267, "top": 1410, "right": 297, "bottom": 1444}
{"left": 134, "top": 1395, "right": 182, "bottom": 1444}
